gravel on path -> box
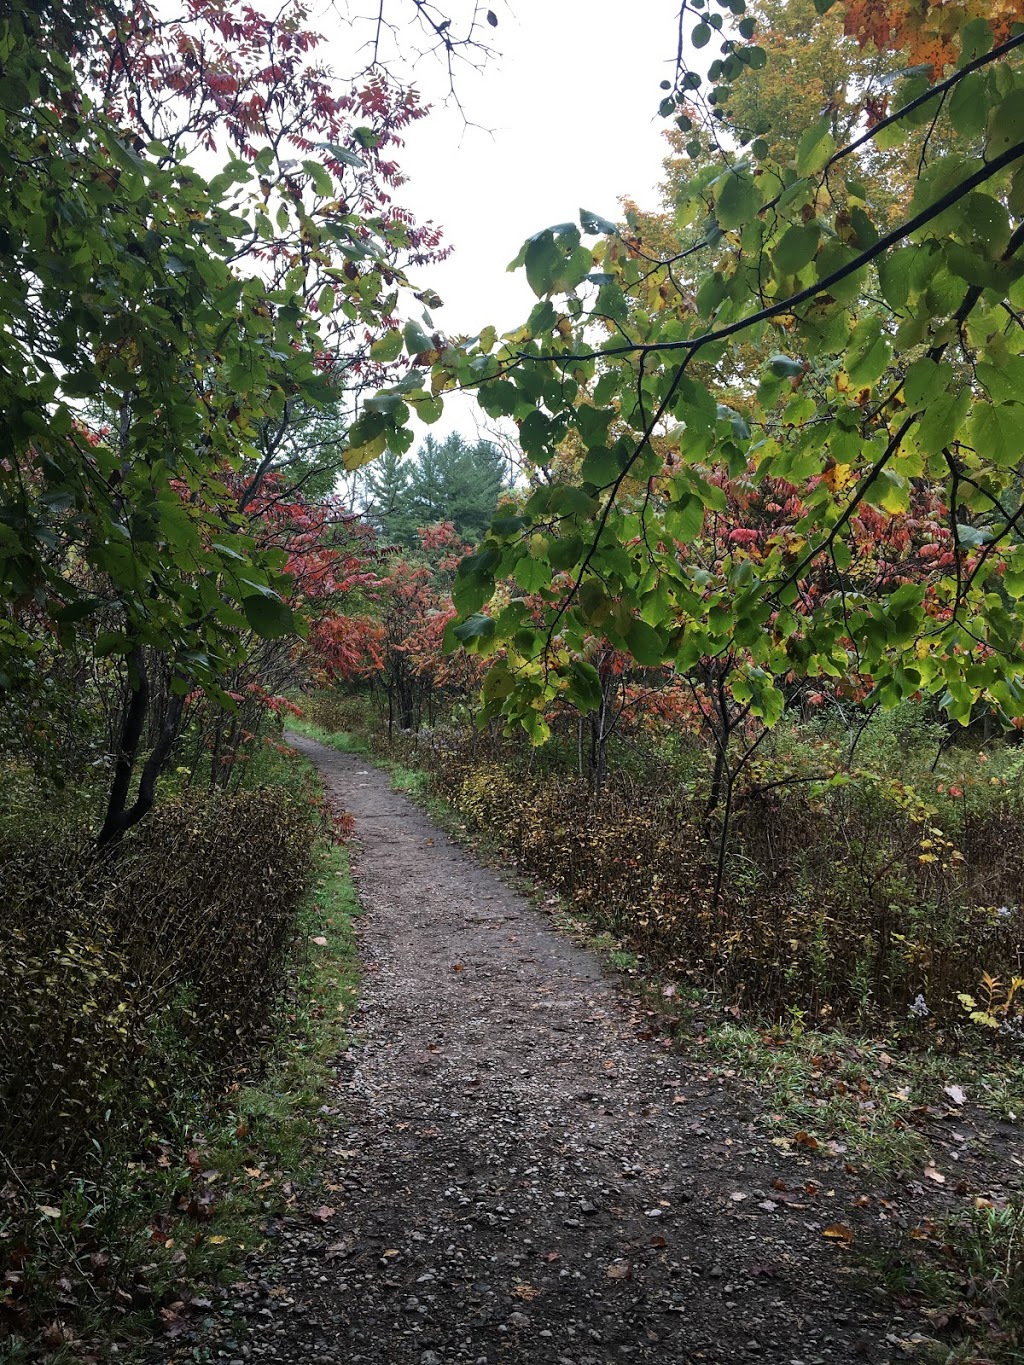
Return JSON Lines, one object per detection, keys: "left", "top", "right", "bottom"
{"left": 156, "top": 733, "right": 927, "bottom": 1365}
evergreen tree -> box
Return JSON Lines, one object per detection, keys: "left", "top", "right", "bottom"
{"left": 409, "top": 434, "right": 508, "bottom": 543}
{"left": 362, "top": 448, "right": 419, "bottom": 546}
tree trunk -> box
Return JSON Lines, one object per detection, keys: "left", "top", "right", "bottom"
{"left": 96, "top": 649, "right": 184, "bottom": 850}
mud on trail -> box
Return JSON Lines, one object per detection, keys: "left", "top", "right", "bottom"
{"left": 160, "top": 734, "right": 933, "bottom": 1365}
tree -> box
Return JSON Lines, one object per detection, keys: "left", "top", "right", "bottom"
{"left": 392, "top": 2, "right": 1024, "bottom": 747}
{"left": 360, "top": 433, "right": 508, "bottom": 546}
{"left": 362, "top": 448, "right": 419, "bottom": 545}
{"left": 0, "top": 0, "right": 455, "bottom": 841}
{"left": 409, "top": 433, "right": 508, "bottom": 542}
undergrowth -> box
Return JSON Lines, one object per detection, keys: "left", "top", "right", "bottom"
{"left": 0, "top": 746, "right": 363, "bottom": 1361}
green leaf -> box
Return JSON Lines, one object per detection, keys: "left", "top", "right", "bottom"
{"left": 624, "top": 618, "right": 665, "bottom": 667}
{"left": 795, "top": 118, "right": 836, "bottom": 177}
{"left": 767, "top": 354, "right": 804, "bottom": 378}
{"left": 967, "top": 402, "right": 1024, "bottom": 467}
{"left": 578, "top": 578, "right": 611, "bottom": 625}
{"left": 714, "top": 167, "right": 759, "bottom": 230}
{"left": 301, "top": 159, "right": 334, "bottom": 197}
{"left": 371, "top": 329, "right": 404, "bottom": 362}
{"left": 452, "top": 571, "right": 494, "bottom": 616}
{"left": 773, "top": 223, "right": 820, "bottom": 276}
{"left": 903, "top": 357, "right": 953, "bottom": 410}
{"left": 524, "top": 231, "right": 562, "bottom": 297}
{"left": 955, "top": 523, "right": 992, "bottom": 549}
{"left": 242, "top": 594, "right": 294, "bottom": 639}
{"left": 948, "top": 71, "right": 989, "bottom": 139}
{"left": 513, "top": 557, "right": 552, "bottom": 593}
{"left": 580, "top": 446, "right": 623, "bottom": 486}
{"left": 403, "top": 319, "right": 433, "bottom": 355}
{"left": 579, "top": 208, "right": 617, "bottom": 235}
{"left": 549, "top": 535, "right": 584, "bottom": 571}
{"left": 915, "top": 388, "right": 970, "bottom": 457}
{"left": 321, "top": 142, "right": 366, "bottom": 168}
{"left": 453, "top": 613, "right": 496, "bottom": 644}
{"left": 52, "top": 597, "right": 104, "bottom": 625}
{"left": 567, "top": 659, "right": 603, "bottom": 711}
{"left": 877, "top": 247, "right": 916, "bottom": 311}
{"left": 664, "top": 496, "right": 705, "bottom": 542}
{"left": 987, "top": 90, "right": 1024, "bottom": 160}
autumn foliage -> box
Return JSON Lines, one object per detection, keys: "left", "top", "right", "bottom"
{"left": 841, "top": 0, "right": 1024, "bottom": 77}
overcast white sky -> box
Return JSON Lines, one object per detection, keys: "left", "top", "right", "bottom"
{"left": 322, "top": 2, "right": 680, "bottom": 440}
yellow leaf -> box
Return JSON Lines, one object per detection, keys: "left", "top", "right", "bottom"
{"left": 513, "top": 1282, "right": 540, "bottom": 1301}
{"left": 343, "top": 431, "right": 387, "bottom": 470}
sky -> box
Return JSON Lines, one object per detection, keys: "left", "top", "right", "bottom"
{"left": 322, "top": 1, "right": 681, "bottom": 440}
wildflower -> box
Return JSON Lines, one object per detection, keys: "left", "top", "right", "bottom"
{"left": 909, "top": 994, "right": 929, "bottom": 1018}
{"left": 996, "top": 906, "right": 1013, "bottom": 919}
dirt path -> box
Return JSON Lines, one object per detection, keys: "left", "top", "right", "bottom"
{"left": 168, "top": 736, "right": 928, "bottom": 1365}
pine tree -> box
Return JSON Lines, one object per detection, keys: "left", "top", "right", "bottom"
{"left": 409, "top": 434, "right": 507, "bottom": 543}
{"left": 363, "top": 448, "right": 418, "bottom": 546}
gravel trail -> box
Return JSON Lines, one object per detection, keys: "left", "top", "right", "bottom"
{"left": 165, "top": 734, "right": 922, "bottom": 1365}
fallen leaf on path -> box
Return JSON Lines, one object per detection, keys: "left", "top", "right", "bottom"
{"left": 451, "top": 963, "right": 464, "bottom": 972}
{"left": 513, "top": 1282, "right": 540, "bottom": 1300}
{"left": 822, "top": 1223, "right": 854, "bottom": 1243}
{"left": 924, "top": 1164, "right": 946, "bottom": 1184}
{"left": 944, "top": 1084, "right": 967, "bottom": 1107}
{"left": 325, "top": 1236, "right": 356, "bottom": 1261}
{"left": 606, "top": 1261, "right": 631, "bottom": 1279}
{"left": 794, "top": 1130, "right": 820, "bottom": 1150}
{"left": 311, "top": 936, "right": 328, "bottom": 946}
{"left": 310, "top": 1206, "right": 336, "bottom": 1222}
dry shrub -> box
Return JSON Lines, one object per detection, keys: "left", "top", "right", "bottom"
{"left": 0, "top": 787, "right": 321, "bottom": 1178}
{"left": 299, "top": 690, "right": 375, "bottom": 736}
{"left": 423, "top": 746, "right": 1024, "bottom": 1028}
